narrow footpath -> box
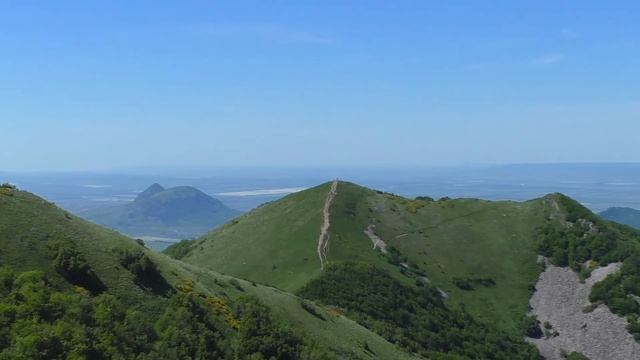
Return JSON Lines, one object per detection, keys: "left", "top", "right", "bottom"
{"left": 317, "top": 181, "right": 338, "bottom": 270}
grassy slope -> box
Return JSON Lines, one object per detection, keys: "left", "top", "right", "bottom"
{"left": 0, "top": 188, "right": 156, "bottom": 303}
{"left": 181, "top": 183, "right": 330, "bottom": 291}
{"left": 181, "top": 182, "right": 401, "bottom": 292}
{"left": 373, "top": 195, "right": 549, "bottom": 332}
{"left": 178, "top": 181, "right": 551, "bottom": 333}
{"left": 174, "top": 262, "right": 415, "bottom": 359}
{"left": 328, "top": 182, "right": 549, "bottom": 332}
{"left": 0, "top": 188, "right": 414, "bottom": 360}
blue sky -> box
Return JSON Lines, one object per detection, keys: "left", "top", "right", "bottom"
{"left": 1, "top": 1, "right": 638, "bottom": 171}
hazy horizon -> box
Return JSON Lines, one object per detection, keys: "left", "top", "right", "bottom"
{"left": 5, "top": 162, "right": 640, "bottom": 215}
{"left": 4, "top": 161, "right": 640, "bottom": 175}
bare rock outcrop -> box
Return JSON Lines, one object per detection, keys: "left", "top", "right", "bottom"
{"left": 528, "top": 262, "right": 640, "bottom": 359}
{"left": 363, "top": 225, "right": 388, "bottom": 254}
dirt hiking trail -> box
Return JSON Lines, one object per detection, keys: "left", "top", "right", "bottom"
{"left": 317, "top": 180, "right": 338, "bottom": 270}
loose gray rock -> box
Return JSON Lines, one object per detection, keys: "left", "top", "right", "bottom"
{"left": 527, "top": 262, "right": 640, "bottom": 359}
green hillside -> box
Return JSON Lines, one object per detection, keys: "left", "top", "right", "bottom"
{"left": 171, "top": 183, "right": 332, "bottom": 290}
{"left": 600, "top": 206, "right": 640, "bottom": 229}
{"left": 173, "top": 181, "right": 551, "bottom": 333}
{"left": 79, "top": 183, "right": 241, "bottom": 239}
{"left": 0, "top": 184, "right": 415, "bottom": 359}
{"left": 8, "top": 179, "right": 639, "bottom": 359}
{"left": 171, "top": 180, "right": 640, "bottom": 349}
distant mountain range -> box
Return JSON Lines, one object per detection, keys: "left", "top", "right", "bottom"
{"left": 600, "top": 206, "right": 640, "bottom": 229}
{"left": 79, "top": 183, "right": 240, "bottom": 239}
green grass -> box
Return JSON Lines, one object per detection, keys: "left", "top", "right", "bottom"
{"left": 0, "top": 188, "right": 156, "bottom": 304}
{"left": 180, "top": 183, "right": 331, "bottom": 291}
{"left": 328, "top": 183, "right": 549, "bottom": 333}
{"left": 0, "top": 187, "right": 416, "bottom": 359}
{"left": 375, "top": 197, "right": 548, "bottom": 332}
{"left": 176, "top": 181, "right": 552, "bottom": 335}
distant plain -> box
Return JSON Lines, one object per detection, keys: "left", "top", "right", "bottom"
{"left": 4, "top": 164, "right": 640, "bottom": 213}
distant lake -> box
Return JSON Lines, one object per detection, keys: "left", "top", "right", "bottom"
{"left": 136, "top": 236, "right": 181, "bottom": 252}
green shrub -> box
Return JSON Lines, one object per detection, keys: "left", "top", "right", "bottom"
{"left": 47, "top": 239, "right": 106, "bottom": 294}
{"left": 453, "top": 277, "right": 473, "bottom": 290}
{"left": 563, "top": 351, "right": 590, "bottom": 360}
{"left": 118, "top": 249, "right": 171, "bottom": 295}
{"left": 453, "top": 276, "right": 496, "bottom": 290}
{"left": 521, "top": 315, "right": 543, "bottom": 339}
{"left": 299, "top": 300, "right": 325, "bottom": 321}
{"left": 415, "top": 196, "right": 434, "bottom": 202}
{"left": 228, "top": 279, "right": 244, "bottom": 292}
{"left": 233, "top": 297, "right": 310, "bottom": 359}
{"left": 385, "top": 246, "right": 406, "bottom": 266}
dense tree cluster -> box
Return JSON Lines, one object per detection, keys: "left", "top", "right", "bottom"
{"left": 539, "top": 195, "right": 640, "bottom": 340}
{"left": 47, "top": 239, "right": 106, "bottom": 295}
{"left": 233, "top": 297, "right": 324, "bottom": 359}
{"left": 521, "top": 315, "right": 543, "bottom": 339}
{"left": 0, "top": 265, "right": 328, "bottom": 359}
{"left": 117, "top": 249, "right": 172, "bottom": 295}
{"left": 536, "top": 219, "right": 629, "bottom": 274}
{"left": 590, "top": 255, "right": 640, "bottom": 339}
{"left": 298, "top": 262, "right": 539, "bottom": 359}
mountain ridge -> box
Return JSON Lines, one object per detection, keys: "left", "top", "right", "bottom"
{"left": 600, "top": 206, "right": 640, "bottom": 229}
{"left": 168, "top": 181, "right": 553, "bottom": 330}
{"left": 136, "top": 182, "right": 165, "bottom": 201}
{"left": 167, "top": 181, "right": 640, "bottom": 357}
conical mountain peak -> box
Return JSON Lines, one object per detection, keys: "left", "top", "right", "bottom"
{"left": 135, "top": 183, "right": 165, "bottom": 201}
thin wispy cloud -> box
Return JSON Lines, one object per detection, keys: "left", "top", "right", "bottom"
{"left": 530, "top": 53, "right": 565, "bottom": 65}
{"left": 189, "top": 23, "right": 335, "bottom": 45}
{"left": 463, "top": 61, "right": 500, "bottom": 70}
